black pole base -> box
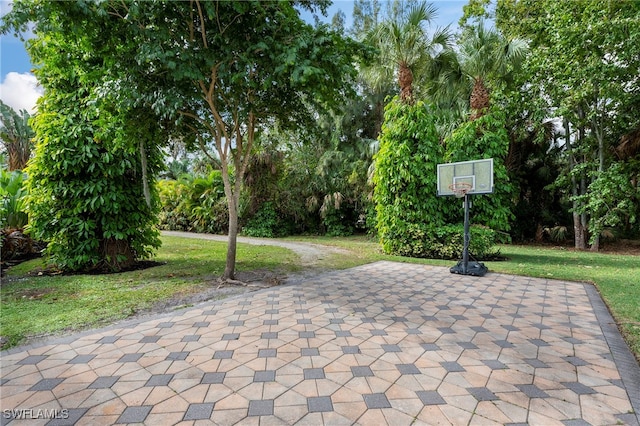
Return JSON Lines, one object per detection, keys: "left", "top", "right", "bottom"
{"left": 450, "top": 261, "right": 488, "bottom": 277}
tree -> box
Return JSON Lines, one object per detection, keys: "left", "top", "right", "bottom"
{"left": 458, "top": 0, "right": 493, "bottom": 27}
{"left": 351, "top": 0, "right": 382, "bottom": 39}
{"left": 0, "top": 101, "right": 34, "bottom": 171}
{"left": 91, "top": 1, "right": 364, "bottom": 279}
{"left": 455, "top": 23, "right": 527, "bottom": 119}
{"left": 373, "top": 97, "right": 449, "bottom": 252}
{"left": 2, "top": 1, "right": 165, "bottom": 272}
{"left": 4, "top": 1, "right": 365, "bottom": 277}
{"left": 366, "top": 1, "right": 452, "bottom": 103}
{"left": 430, "top": 22, "right": 526, "bottom": 123}
{"left": 497, "top": 0, "right": 640, "bottom": 249}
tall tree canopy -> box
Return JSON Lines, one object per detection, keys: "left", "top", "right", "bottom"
{"left": 2, "top": 1, "right": 167, "bottom": 272}
{"left": 365, "top": 1, "right": 452, "bottom": 103}
{"left": 3, "top": 0, "right": 365, "bottom": 278}
{"left": 497, "top": 0, "right": 640, "bottom": 249}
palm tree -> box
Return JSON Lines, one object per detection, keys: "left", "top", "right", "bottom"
{"left": 0, "top": 101, "right": 34, "bottom": 171}
{"left": 366, "top": 1, "right": 452, "bottom": 104}
{"left": 454, "top": 23, "right": 528, "bottom": 119}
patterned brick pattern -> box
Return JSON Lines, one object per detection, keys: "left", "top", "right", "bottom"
{"left": 1, "top": 261, "right": 638, "bottom": 425}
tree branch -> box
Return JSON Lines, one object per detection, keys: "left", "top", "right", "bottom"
{"left": 215, "top": 1, "right": 242, "bottom": 35}
{"left": 194, "top": 0, "right": 208, "bottom": 48}
{"left": 189, "top": 1, "right": 195, "bottom": 42}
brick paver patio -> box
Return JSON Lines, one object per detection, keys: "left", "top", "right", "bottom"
{"left": 1, "top": 261, "right": 639, "bottom": 425}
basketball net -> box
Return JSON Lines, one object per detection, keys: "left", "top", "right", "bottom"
{"left": 448, "top": 182, "right": 473, "bottom": 198}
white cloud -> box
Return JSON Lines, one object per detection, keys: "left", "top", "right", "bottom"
{"left": 0, "top": 72, "right": 43, "bottom": 114}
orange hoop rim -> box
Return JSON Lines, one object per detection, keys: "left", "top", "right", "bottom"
{"left": 448, "top": 182, "right": 473, "bottom": 198}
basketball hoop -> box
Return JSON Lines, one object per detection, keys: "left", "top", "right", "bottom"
{"left": 448, "top": 182, "right": 472, "bottom": 198}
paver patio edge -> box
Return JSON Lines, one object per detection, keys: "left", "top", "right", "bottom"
{"left": 584, "top": 283, "right": 640, "bottom": 424}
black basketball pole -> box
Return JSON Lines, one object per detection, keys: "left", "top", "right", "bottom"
{"left": 462, "top": 193, "right": 470, "bottom": 274}
{"left": 450, "top": 191, "right": 488, "bottom": 277}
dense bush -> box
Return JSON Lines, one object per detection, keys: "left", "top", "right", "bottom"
{"left": 373, "top": 98, "right": 453, "bottom": 252}
{"left": 157, "top": 171, "right": 228, "bottom": 234}
{"left": 444, "top": 109, "right": 515, "bottom": 232}
{"left": 242, "top": 201, "right": 291, "bottom": 237}
{"left": 26, "top": 106, "right": 163, "bottom": 272}
{"left": 322, "top": 205, "right": 357, "bottom": 237}
{"left": 382, "top": 223, "right": 499, "bottom": 260}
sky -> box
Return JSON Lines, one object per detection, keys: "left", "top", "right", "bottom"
{"left": 0, "top": 0, "right": 466, "bottom": 114}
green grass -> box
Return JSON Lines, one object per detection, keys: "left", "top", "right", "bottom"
{"left": 2, "top": 234, "right": 638, "bottom": 362}
{"left": 287, "top": 235, "right": 640, "bottom": 360}
{"left": 0, "top": 236, "right": 298, "bottom": 348}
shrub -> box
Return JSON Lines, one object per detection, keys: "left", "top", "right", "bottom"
{"left": 383, "top": 223, "right": 498, "bottom": 260}
{"left": 157, "top": 171, "right": 228, "bottom": 234}
{"left": 373, "top": 98, "right": 453, "bottom": 252}
{"left": 242, "top": 202, "right": 291, "bottom": 237}
{"left": 443, "top": 109, "right": 515, "bottom": 232}
{"left": 322, "top": 205, "right": 356, "bottom": 237}
{"left": 0, "top": 169, "right": 28, "bottom": 230}
{"left": 26, "top": 106, "right": 163, "bottom": 272}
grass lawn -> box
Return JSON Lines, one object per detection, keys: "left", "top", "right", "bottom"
{"left": 0, "top": 236, "right": 298, "bottom": 349}
{"left": 1, "top": 234, "right": 638, "bottom": 362}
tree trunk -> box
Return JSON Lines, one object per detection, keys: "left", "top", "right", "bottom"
{"left": 470, "top": 78, "right": 490, "bottom": 120}
{"left": 398, "top": 62, "right": 413, "bottom": 103}
{"left": 578, "top": 158, "right": 589, "bottom": 250}
{"left": 139, "top": 140, "right": 151, "bottom": 208}
{"left": 573, "top": 211, "right": 585, "bottom": 249}
{"left": 218, "top": 151, "right": 238, "bottom": 280}
{"left": 577, "top": 108, "right": 590, "bottom": 249}
{"left": 564, "top": 118, "right": 586, "bottom": 249}
{"left": 374, "top": 100, "right": 384, "bottom": 138}
{"left": 99, "top": 237, "right": 135, "bottom": 272}
{"left": 7, "top": 141, "right": 30, "bottom": 171}
{"left": 218, "top": 113, "right": 254, "bottom": 280}
{"left": 590, "top": 100, "right": 605, "bottom": 252}
{"left": 224, "top": 193, "right": 238, "bottom": 280}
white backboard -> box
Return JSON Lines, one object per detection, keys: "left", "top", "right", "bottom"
{"left": 437, "top": 158, "right": 494, "bottom": 196}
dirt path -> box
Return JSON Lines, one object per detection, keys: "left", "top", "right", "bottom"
{"left": 161, "top": 230, "right": 350, "bottom": 267}
{"left": 138, "top": 231, "right": 353, "bottom": 321}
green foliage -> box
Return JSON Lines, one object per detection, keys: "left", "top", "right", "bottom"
{"left": 0, "top": 168, "right": 28, "bottom": 229}
{"left": 459, "top": 0, "right": 493, "bottom": 28}
{"left": 322, "top": 204, "right": 357, "bottom": 237}
{"left": 241, "top": 202, "right": 292, "bottom": 238}
{"left": 157, "top": 171, "right": 228, "bottom": 234}
{"left": 0, "top": 100, "right": 34, "bottom": 171}
{"left": 576, "top": 161, "right": 640, "bottom": 243}
{"left": 381, "top": 222, "right": 498, "bottom": 259}
{"left": 26, "top": 104, "right": 162, "bottom": 272}
{"left": 248, "top": 113, "right": 375, "bottom": 238}
{"left": 497, "top": 0, "right": 640, "bottom": 246}
{"left": 373, "top": 98, "right": 452, "bottom": 252}
{"left": 364, "top": 1, "right": 452, "bottom": 101}
{"left": 444, "top": 109, "right": 515, "bottom": 232}
{"left": 3, "top": 0, "right": 367, "bottom": 279}
{"left": 1, "top": 0, "right": 168, "bottom": 272}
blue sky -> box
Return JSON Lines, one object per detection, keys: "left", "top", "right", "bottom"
{"left": 0, "top": 0, "right": 466, "bottom": 113}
